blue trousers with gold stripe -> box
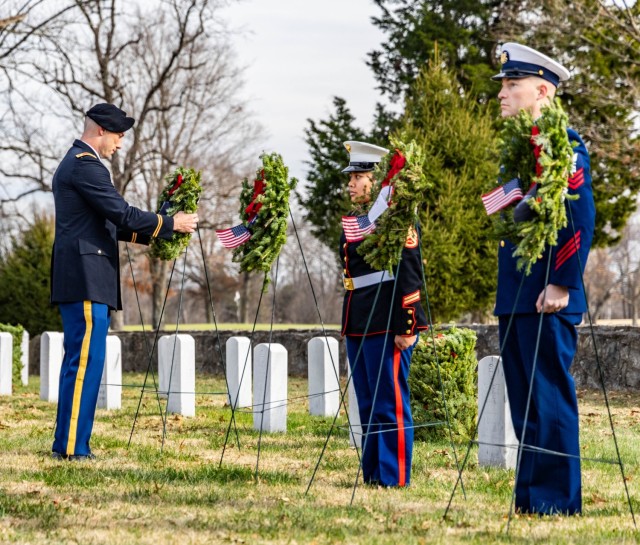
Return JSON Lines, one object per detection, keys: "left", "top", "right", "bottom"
{"left": 53, "top": 301, "right": 109, "bottom": 457}
{"left": 499, "top": 313, "right": 582, "bottom": 515}
{"left": 347, "top": 334, "right": 415, "bottom": 487}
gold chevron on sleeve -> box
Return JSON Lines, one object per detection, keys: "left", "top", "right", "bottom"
{"left": 402, "top": 290, "right": 421, "bottom": 306}
{"left": 152, "top": 214, "right": 163, "bottom": 238}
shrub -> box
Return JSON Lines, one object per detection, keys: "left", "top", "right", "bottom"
{"left": 409, "top": 325, "right": 477, "bottom": 441}
{"left": 0, "top": 323, "right": 24, "bottom": 387}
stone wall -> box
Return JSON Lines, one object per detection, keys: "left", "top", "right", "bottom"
{"left": 28, "top": 325, "right": 640, "bottom": 390}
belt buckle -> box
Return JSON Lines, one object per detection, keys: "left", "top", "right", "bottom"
{"left": 343, "top": 277, "right": 354, "bottom": 291}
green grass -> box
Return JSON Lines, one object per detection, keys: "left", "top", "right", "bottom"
{"left": 0, "top": 375, "right": 639, "bottom": 543}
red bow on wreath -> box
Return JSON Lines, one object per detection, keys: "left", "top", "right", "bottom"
{"left": 168, "top": 174, "right": 183, "bottom": 196}
{"left": 381, "top": 150, "right": 406, "bottom": 188}
{"left": 244, "top": 170, "right": 265, "bottom": 221}
{"left": 530, "top": 126, "right": 543, "bottom": 179}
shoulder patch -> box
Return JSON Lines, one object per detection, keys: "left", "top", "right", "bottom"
{"left": 75, "top": 151, "right": 97, "bottom": 159}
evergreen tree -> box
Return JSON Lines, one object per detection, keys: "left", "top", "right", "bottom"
{"left": 0, "top": 214, "right": 62, "bottom": 335}
{"left": 398, "top": 59, "right": 499, "bottom": 321}
{"left": 298, "top": 97, "right": 368, "bottom": 254}
{"left": 367, "top": 0, "right": 502, "bottom": 101}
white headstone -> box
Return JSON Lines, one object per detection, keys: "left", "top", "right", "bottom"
{"left": 20, "top": 330, "right": 29, "bottom": 386}
{"left": 158, "top": 334, "right": 195, "bottom": 417}
{"left": 98, "top": 336, "right": 122, "bottom": 410}
{"left": 40, "top": 332, "right": 64, "bottom": 402}
{"left": 226, "top": 336, "right": 252, "bottom": 409}
{"left": 0, "top": 332, "right": 13, "bottom": 395}
{"left": 477, "top": 355, "right": 517, "bottom": 469}
{"left": 347, "top": 358, "right": 362, "bottom": 448}
{"left": 253, "top": 343, "right": 287, "bottom": 433}
{"left": 308, "top": 337, "right": 340, "bottom": 417}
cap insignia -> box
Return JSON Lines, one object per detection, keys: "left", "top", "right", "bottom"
{"left": 500, "top": 51, "right": 509, "bottom": 65}
{"left": 345, "top": 143, "right": 351, "bottom": 153}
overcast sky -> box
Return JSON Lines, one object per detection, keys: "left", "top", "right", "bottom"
{"left": 222, "top": 0, "right": 387, "bottom": 182}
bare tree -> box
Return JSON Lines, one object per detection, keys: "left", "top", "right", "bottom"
{"left": 583, "top": 247, "right": 618, "bottom": 322}
{"left": 0, "top": 0, "right": 259, "bottom": 328}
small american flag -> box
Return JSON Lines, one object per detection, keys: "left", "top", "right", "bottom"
{"left": 342, "top": 215, "right": 375, "bottom": 242}
{"left": 215, "top": 224, "right": 252, "bottom": 248}
{"left": 481, "top": 178, "right": 523, "bottom": 215}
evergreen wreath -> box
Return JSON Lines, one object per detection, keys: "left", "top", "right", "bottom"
{"left": 493, "top": 98, "right": 576, "bottom": 274}
{"left": 148, "top": 167, "right": 202, "bottom": 261}
{"left": 233, "top": 152, "right": 297, "bottom": 290}
{"left": 357, "top": 137, "right": 430, "bottom": 273}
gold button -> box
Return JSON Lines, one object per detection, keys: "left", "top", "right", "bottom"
{"left": 343, "top": 243, "right": 347, "bottom": 249}
{"left": 500, "top": 240, "right": 505, "bottom": 248}
{"left": 343, "top": 269, "right": 347, "bottom": 274}
{"left": 407, "top": 320, "right": 412, "bottom": 325}
{"left": 98, "top": 249, "right": 102, "bottom": 254}
{"left": 408, "top": 309, "right": 414, "bottom": 314}
{"left": 406, "top": 330, "right": 411, "bottom": 335}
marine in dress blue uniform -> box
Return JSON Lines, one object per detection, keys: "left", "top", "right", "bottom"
{"left": 492, "top": 44, "right": 595, "bottom": 514}
{"left": 50, "top": 103, "right": 198, "bottom": 460}
{"left": 340, "top": 141, "right": 428, "bottom": 487}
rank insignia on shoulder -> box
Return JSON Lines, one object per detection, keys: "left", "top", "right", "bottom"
{"left": 404, "top": 226, "right": 419, "bottom": 249}
{"left": 75, "top": 151, "right": 97, "bottom": 159}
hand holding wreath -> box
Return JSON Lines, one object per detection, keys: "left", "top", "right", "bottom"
{"left": 149, "top": 167, "right": 202, "bottom": 261}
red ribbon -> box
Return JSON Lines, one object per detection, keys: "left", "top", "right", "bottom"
{"left": 530, "top": 126, "right": 543, "bottom": 178}
{"left": 244, "top": 169, "right": 266, "bottom": 221}
{"left": 167, "top": 174, "right": 183, "bottom": 196}
{"left": 381, "top": 150, "right": 406, "bottom": 187}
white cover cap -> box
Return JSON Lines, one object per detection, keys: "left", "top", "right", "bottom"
{"left": 342, "top": 141, "right": 389, "bottom": 172}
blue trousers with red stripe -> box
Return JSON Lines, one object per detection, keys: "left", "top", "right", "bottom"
{"left": 346, "top": 334, "right": 415, "bottom": 487}
{"left": 499, "top": 313, "right": 582, "bottom": 515}
{"left": 53, "top": 301, "right": 109, "bottom": 457}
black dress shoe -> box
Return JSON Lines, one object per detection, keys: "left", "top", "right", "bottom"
{"left": 51, "top": 451, "right": 96, "bottom": 461}
{"left": 68, "top": 453, "right": 96, "bottom": 461}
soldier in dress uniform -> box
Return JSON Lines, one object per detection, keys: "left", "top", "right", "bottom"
{"left": 50, "top": 103, "right": 199, "bottom": 460}
{"left": 340, "top": 141, "right": 428, "bottom": 487}
{"left": 492, "top": 43, "right": 595, "bottom": 514}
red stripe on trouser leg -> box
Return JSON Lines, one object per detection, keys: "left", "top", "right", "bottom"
{"left": 393, "top": 346, "right": 406, "bottom": 487}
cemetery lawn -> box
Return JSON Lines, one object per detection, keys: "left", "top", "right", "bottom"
{"left": 1, "top": 375, "right": 639, "bottom": 544}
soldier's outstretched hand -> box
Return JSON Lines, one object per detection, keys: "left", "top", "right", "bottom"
{"left": 173, "top": 211, "right": 199, "bottom": 233}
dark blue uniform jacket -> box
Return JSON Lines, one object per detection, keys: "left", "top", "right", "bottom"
{"left": 340, "top": 225, "right": 428, "bottom": 336}
{"left": 495, "top": 129, "right": 595, "bottom": 315}
{"left": 51, "top": 139, "right": 174, "bottom": 310}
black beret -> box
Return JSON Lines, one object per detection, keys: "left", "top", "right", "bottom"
{"left": 85, "top": 103, "right": 135, "bottom": 133}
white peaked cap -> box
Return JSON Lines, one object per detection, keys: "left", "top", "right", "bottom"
{"left": 493, "top": 42, "right": 570, "bottom": 86}
{"left": 342, "top": 141, "right": 389, "bottom": 173}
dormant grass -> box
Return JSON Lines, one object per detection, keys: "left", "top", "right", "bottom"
{"left": 0, "top": 375, "right": 638, "bottom": 544}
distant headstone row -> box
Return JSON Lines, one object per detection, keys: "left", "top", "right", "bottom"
{"left": 26, "top": 332, "right": 355, "bottom": 437}
{"left": 0, "top": 333, "right": 519, "bottom": 457}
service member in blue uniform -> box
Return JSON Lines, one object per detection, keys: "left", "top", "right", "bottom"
{"left": 50, "top": 103, "right": 199, "bottom": 460}
{"left": 492, "top": 43, "right": 595, "bottom": 514}
{"left": 340, "top": 141, "right": 428, "bottom": 487}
